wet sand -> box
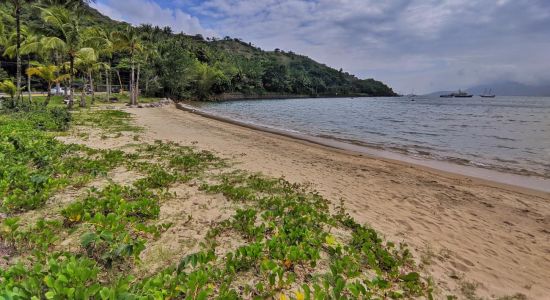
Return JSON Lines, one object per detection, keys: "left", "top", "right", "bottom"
{"left": 176, "top": 103, "right": 550, "bottom": 195}
{"left": 129, "top": 105, "right": 550, "bottom": 299}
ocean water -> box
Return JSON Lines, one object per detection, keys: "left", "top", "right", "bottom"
{"left": 197, "top": 96, "right": 550, "bottom": 179}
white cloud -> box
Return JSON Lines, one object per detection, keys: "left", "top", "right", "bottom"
{"left": 92, "top": 0, "right": 216, "bottom": 36}
{"left": 95, "top": 0, "right": 550, "bottom": 93}
{"left": 188, "top": 0, "right": 550, "bottom": 93}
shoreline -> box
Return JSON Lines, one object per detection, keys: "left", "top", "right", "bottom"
{"left": 198, "top": 93, "right": 398, "bottom": 102}
{"left": 128, "top": 104, "right": 550, "bottom": 298}
{"left": 175, "top": 102, "right": 550, "bottom": 197}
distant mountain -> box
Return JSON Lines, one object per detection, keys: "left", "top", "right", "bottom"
{"left": 466, "top": 81, "right": 550, "bottom": 97}
{"left": 426, "top": 81, "right": 550, "bottom": 97}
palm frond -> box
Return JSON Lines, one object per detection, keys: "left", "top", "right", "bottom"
{"left": 41, "top": 36, "right": 67, "bottom": 51}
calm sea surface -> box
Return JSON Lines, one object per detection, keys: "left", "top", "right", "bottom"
{"left": 197, "top": 96, "right": 550, "bottom": 179}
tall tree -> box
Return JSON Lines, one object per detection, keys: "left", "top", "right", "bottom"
{"left": 136, "top": 30, "right": 158, "bottom": 98}
{"left": 41, "top": 6, "right": 83, "bottom": 108}
{"left": 82, "top": 27, "right": 113, "bottom": 101}
{"left": 20, "top": 32, "right": 44, "bottom": 103}
{"left": 75, "top": 47, "right": 102, "bottom": 107}
{"left": 112, "top": 26, "right": 143, "bottom": 105}
{"left": 3, "top": 25, "right": 39, "bottom": 103}
{"left": 5, "top": 0, "right": 36, "bottom": 102}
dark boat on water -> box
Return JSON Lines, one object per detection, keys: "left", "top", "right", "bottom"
{"left": 453, "top": 90, "right": 473, "bottom": 98}
{"left": 480, "top": 88, "right": 496, "bottom": 98}
{"left": 439, "top": 90, "right": 473, "bottom": 98}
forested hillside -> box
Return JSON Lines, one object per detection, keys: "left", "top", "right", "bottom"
{"left": 0, "top": 0, "right": 395, "bottom": 103}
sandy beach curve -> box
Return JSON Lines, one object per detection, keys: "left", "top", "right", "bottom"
{"left": 125, "top": 104, "right": 550, "bottom": 299}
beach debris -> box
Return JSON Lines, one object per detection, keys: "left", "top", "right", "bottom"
{"left": 127, "top": 98, "right": 173, "bottom": 108}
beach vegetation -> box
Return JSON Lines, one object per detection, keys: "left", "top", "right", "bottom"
{"left": 0, "top": 1, "right": 430, "bottom": 299}
{"left": 0, "top": 103, "right": 432, "bottom": 298}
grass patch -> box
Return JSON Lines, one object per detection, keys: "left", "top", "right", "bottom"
{"left": 0, "top": 108, "right": 125, "bottom": 212}
{"left": 0, "top": 106, "right": 433, "bottom": 299}
{"left": 73, "top": 109, "right": 142, "bottom": 133}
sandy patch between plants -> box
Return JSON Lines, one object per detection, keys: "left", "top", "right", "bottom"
{"left": 122, "top": 105, "right": 550, "bottom": 299}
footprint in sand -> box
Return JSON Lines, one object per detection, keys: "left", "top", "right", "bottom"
{"left": 456, "top": 255, "right": 476, "bottom": 267}
{"left": 450, "top": 260, "right": 470, "bottom": 272}
{"left": 484, "top": 248, "right": 498, "bottom": 256}
{"left": 396, "top": 219, "right": 414, "bottom": 232}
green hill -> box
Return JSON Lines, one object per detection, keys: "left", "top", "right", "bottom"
{"left": 0, "top": 1, "right": 396, "bottom": 101}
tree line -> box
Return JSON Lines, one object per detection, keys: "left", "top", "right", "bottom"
{"left": 0, "top": 0, "right": 396, "bottom": 108}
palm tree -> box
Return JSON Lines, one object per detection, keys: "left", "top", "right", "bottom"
{"left": 5, "top": 0, "right": 41, "bottom": 103}
{"left": 75, "top": 47, "right": 100, "bottom": 107}
{"left": 112, "top": 26, "right": 143, "bottom": 105}
{"left": 82, "top": 27, "right": 114, "bottom": 101}
{"left": 20, "top": 33, "right": 44, "bottom": 103}
{"left": 137, "top": 29, "right": 159, "bottom": 97}
{"left": 6, "top": 1, "right": 26, "bottom": 102}
{"left": 41, "top": 6, "right": 83, "bottom": 108}
{"left": 0, "top": 80, "right": 17, "bottom": 100}
{"left": 26, "top": 64, "right": 69, "bottom": 106}
{"left": 3, "top": 26, "right": 39, "bottom": 103}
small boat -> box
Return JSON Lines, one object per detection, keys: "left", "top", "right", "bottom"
{"left": 479, "top": 89, "right": 496, "bottom": 98}
{"left": 439, "top": 90, "right": 473, "bottom": 98}
{"left": 453, "top": 90, "right": 473, "bottom": 98}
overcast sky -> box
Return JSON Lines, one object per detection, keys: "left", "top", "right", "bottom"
{"left": 92, "top": 0, "right": 550, "bottom": 94}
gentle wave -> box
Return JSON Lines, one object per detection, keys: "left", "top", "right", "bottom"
{"left": 197, "top": 96, "right": 550, "bottom": 179}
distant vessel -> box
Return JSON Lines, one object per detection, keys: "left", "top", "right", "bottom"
{"left": 453, "top": 90, "right": 473, "bottom": 98}
{"left": 480, "top": 89, "right": 496, "bottom": 98}
{"left": 439, "top": 90, "right": 473, "bottom": 98}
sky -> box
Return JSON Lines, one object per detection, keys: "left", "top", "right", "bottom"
{"left": 91, "top": 0, "right": 550, "bottom": 94}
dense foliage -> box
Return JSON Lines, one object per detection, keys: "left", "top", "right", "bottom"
{"left": 0, "top": 106, "right": 431, "bottom": 298}
{"left": 150, "top": 34, "right": 396, "bottom": 99}
{"left": 0, "top": 1, "right": 395, "bottom": 103}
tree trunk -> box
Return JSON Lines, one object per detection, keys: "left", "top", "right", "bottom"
{"left": 116, "top": 69, "right": 123, "bottom": 93}
{"left": 105, "top": 68, "right": 110, "bottom": 101}
{"left": 45, "top": 82, "right": 52, "bottom": 106}
{"left": 130, "top": 60, "right": 135, "bottom": 105}
{"left": 135, "top": 63, "right": 140, "bottom": 104}
{"left": 54, "top": 51, "right": 61, "bottom": 95}
{"left": 27, "top": 68, "right": 32, "bottom": 104}
{"left": 89, "top": 71, "right": 95, "bottom": 104}
{"left": 26, "top": 57, "right": 33, "bottom": 104}
{"left": 15, "top": 5, "right": 22, "bottom": 103}
{"left": 80, "top": 75, "right": 86, "bottom": 108}
{"left": 68, "top": 55, "right": 74, "bottom": 108}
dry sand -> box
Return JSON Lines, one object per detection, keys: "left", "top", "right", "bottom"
{"left": 125, "top": 105, "right": 550, "bottom": 299}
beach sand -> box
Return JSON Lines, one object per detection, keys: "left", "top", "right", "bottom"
{"left": 125, "top": 105, "right": 549, "bottom": 299}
